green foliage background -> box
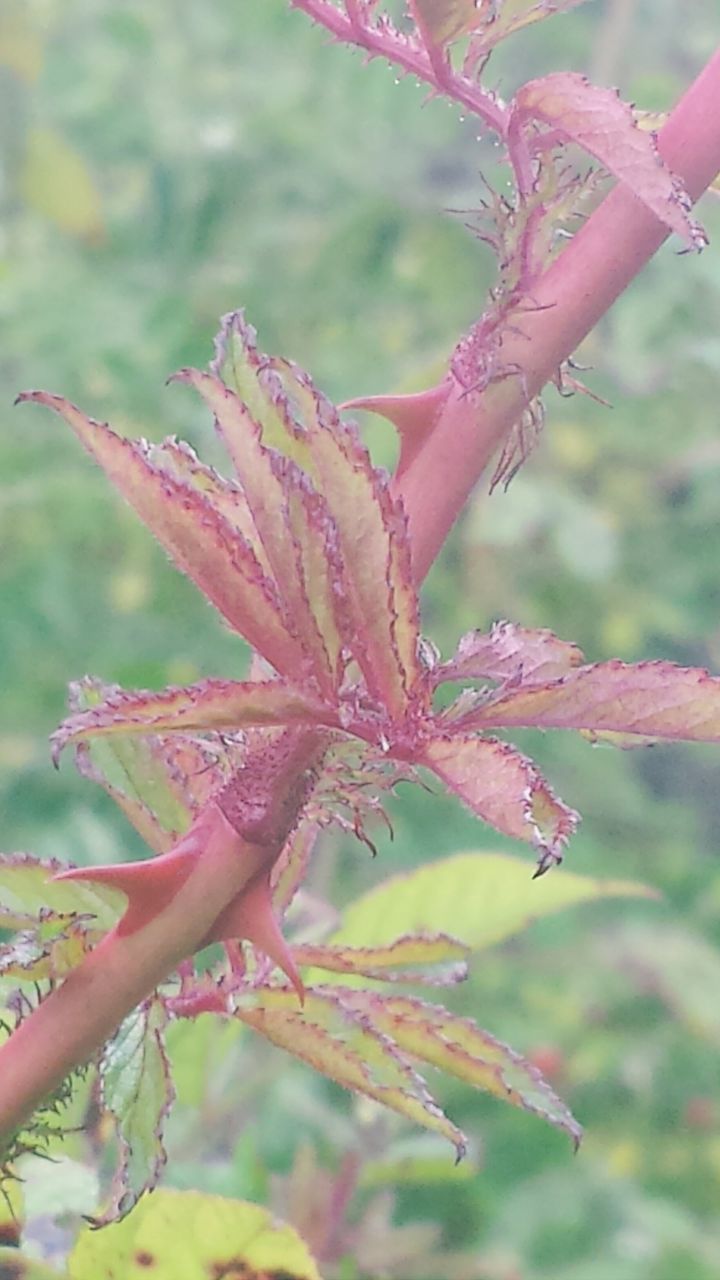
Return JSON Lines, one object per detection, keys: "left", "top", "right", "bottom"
{"left": 2, "top": 1, "right": 720, "bottom": 1275}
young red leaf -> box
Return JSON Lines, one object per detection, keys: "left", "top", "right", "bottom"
{"left": 211, "top": 309, "right": 310, "bottom": 466}
{"left": 420, "top": 734, "right": 578, "bottom": 872}
{"left": 340, "top": 990, "right": 582, "bottom": 1147}
{"left": 16, "top": 392, "right": 302, "bottom": 677}
{"left": 263, "top": 355, "right": 422, "bottom": 715}
{"left": 230, "top": 986, "right": 467, "bottom": 1157}
{"left": 438, "top": 620, "right": 584, "bottom": 686}
{"left": 465, "top": 659, "right": 720, "bottom": 742}
{"left": 213, "top": 314, "right": 422, "bottom": 715}
{"left": 52, "top": 678, "right": 340, "bottom": 763}
{"left": 510, "top": 74, "right": 705, "bottom": 249}
{"left": 173, "top": 370, "right": 345, "bottom": 695}
{"left": 141, "top": 435, "right": 272, "bottom": 577}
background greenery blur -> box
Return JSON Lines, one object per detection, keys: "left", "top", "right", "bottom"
{"left": 2, "top": 1, "right": 720, "bottom": 1275}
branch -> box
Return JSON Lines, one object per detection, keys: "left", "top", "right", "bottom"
{"left": 394, "top": 44, "right": 720, "bottom": 582}
{"left": 289, "top": 0, "right": 508, "bottom": 134}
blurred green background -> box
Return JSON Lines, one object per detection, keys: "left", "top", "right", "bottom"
{"left": 2, "top": 1, "right": 720, "bottom": 1276}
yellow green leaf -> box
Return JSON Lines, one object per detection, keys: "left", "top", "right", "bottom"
{"left": 0, "top": 3, "right": 43, "bottom": 81}
{"left": 232, "top": 986, "right": 466, "bottom": 1155}
{"left": 331, "top": 851, "right": 658, "bottom": 952}
{"left": 341, "top": 990, "right": 581, "bottom": 1145}
{"left": 68, "top": 1188, "right": 321, "bottom": 1279}
{"left": 0, "top": 854, "right": 123, "bottom": 933}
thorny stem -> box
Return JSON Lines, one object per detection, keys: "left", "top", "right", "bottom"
{"left": 1, "top": 11, "right": 720, "bottom": 1154}
{"left": 395, "top": 44, "right": 720, "bottom": 582}
{"left": 0, "top": 805, "right": 262, "bottom": 1136}
{"left": 289, "top": 0, "right": 508, "bottom": 134}
{"left": 0, "top": 731, "right": 326, "bottom": 1141}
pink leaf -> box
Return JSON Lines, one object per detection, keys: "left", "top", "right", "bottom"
{"left": 173, "top": 369, "right": 346, "bottom": 696}
{"left": 421, "top": 734, "right": 578, "bottom": 872}
{"left": 438, "top": 620, "right": 584, "bottom": 686}
{"left": 17, "top": 392, "right": 301, "bottom": 677}
{"left": 52, "top": 678, "right": 340, "bottom": 763}
{"left": 213, "top": 315, "right": 422, "bottom": 715}
{"left": 466, "top": 659, "right": 720, "bottom": 742}
{"left": 510, "top": 74, "right": 705, "bottom": 248}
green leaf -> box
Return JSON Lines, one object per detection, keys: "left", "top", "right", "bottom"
{"left": 70, "top": 679, "right": 229, "bottom": 852}
{"left": 68, "top": 1188, "right": 322, "bottom": 1279}
{"left": 0, "top": 915, "right": 96, "bottom": 982}
{"left": 294, "top": 932, "right": 470, "bottom": 985}
{"left": 231, "top": 986, "right": 467, "bottom": 1156}
{"left": 0, "top": 854, "right": 123, "bottom": 932}
{"left": 408, "top": 0, "right": 481, "bottom": 47}
{"left": 331, "top": 851, "right": 658, "bottom": 952}
{"left": 96, "top": 998, "right": 175, "bottom": 1225}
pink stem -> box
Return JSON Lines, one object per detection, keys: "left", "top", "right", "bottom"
{"left": 397, "top": 45, "right": 720, "bottom": 583}
{"left": 289, "top": 0, "right": 508, "bottom": 133}
{"left": 0, "top": 805, "right": 265, "bottom": 1136}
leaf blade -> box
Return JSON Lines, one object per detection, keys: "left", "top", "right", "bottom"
{"left": 421, "top": 733, "right": 578, "bottom": 870}
{"left": 232, "top": 986, "right": 466, "bottom": 1156}
{"left": 512, "top": 73, "right": 704, "bottom": 248}
{"left": 54, "top": 678, "right": 339, "bottom": 761}
{"left": 95, "top": 998, "right": 175, "bottom": 1226}
{"left": 17, "top": 392, "right": 300, "bottom": 676}
{"left": 470, "top": 659, "right": 720, "bottom": 741}
{"left": 330, "top": 851, "right": 658, "bottom": 953}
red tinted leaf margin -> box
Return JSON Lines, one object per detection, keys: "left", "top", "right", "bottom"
{"left": 468, "top": 659, "right": 720, "bottom": 741}
{"left": 421, "top": 734, "right": 578, "bottom": 872}
{"left": 17, "top": 392, "right": 301, "bottom": 677}
{"left": 438, "top": 620, "right": 584, "bottom": 686}
{"left": 510, "top": 74, "right": 705, "bottom": 249}
{"left": 231, "top": 986, "right": 467, "bottom": 1157}
{"left": 52, "top": 678, "right": 340, "bottom": 763}
{"left": 342, "top": 990, "right": 582, "bottom": 1147}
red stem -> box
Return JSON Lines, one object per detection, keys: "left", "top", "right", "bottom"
{"left": 395, "top": 45, "right": 720, "bottom": 582}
